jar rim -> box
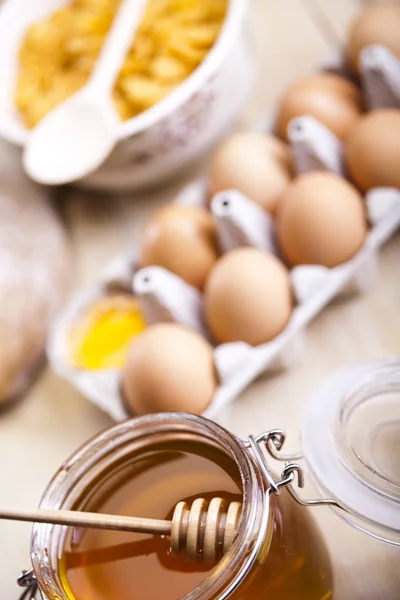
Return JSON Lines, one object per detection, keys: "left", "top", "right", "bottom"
{"left": 31, "top": 413, "right": 270, "bottom": 600}
{"left": 301, "top": 359, "right": 400, "bottom": 546}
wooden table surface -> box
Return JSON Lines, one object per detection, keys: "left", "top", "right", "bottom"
{"left": 1, "top": 0, "right": 399, "bottom": 598}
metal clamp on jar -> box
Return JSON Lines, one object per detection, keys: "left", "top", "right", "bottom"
{"left": 17, "top": 359, "right": 400, "bottom": 600}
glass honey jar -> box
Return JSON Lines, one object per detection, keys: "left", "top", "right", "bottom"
{"left": 18, "top": 359, "right": 400, "bottom": 600}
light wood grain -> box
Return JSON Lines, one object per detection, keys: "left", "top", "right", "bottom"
{"left": 302, "top": 0, "right": 363, "bottom": 45}
{"left": 0, "top": 0, "right": 399, "bottom": 598}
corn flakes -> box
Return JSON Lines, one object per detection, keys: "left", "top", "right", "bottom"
{"left": 15, "top": 0, "right": 228, "bottom": 127}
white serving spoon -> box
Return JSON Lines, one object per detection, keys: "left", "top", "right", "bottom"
{"left": 23, "top": 0, "right": 148, "bottom": 186}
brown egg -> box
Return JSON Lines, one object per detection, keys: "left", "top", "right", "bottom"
{"left": 347, "top": 3, "right": 400, "bottom": 74}
{"left": 209, "top": 133, "right": 293, "bottom": 213}
{"left": 344, "top": 109, "right": 400, "bottom": 192}
{"left": 204, "top": 248, "right": 293, "bottom": 346}
{"left": 276, "top": 74, "right": 363, "bottom": 141}
{"left": 122, "top": 323, "right": 217, "bottom": 416}
{"left": 139, "top": 205, "right": 219, "bottom": 289}
{"left": 276, "top": 172, "right": 368, "bottom": 267}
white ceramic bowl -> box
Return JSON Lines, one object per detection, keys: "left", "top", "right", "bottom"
{"left": 0, "top": 0, "right": 256, "bottom": 191}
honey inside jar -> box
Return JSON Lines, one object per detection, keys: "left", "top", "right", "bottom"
{"left": 57, "top": 438, "right": 332, "bottom": 600}
{"left": 15, "top": 0, "right": 228, "bottom": 128}
{"left": 59, "top": 441, "right": 242, "bottom": 600}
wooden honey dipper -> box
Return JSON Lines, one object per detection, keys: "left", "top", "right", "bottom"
{"left": 0, "top": 498, "right": 242, "bottom": 564}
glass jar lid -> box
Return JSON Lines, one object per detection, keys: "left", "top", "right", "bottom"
{"left": 301, "top": 359, "right": 400, "bottom": 545}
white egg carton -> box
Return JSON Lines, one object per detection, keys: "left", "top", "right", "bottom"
{"left": 48, "top": 181, "right": 400, "bottom": 422}
{"left": 48, "top": 45, "right": 400, "bottom": 422}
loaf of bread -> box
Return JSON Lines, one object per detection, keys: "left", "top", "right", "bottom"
{"left": 0, "top": 142, "right": 70, "bottom": 406}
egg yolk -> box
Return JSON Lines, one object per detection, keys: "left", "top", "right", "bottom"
{"left": 68, "top": 295, "right": 146, "bottom": 370}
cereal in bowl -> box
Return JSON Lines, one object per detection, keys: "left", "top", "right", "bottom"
{"left": 15, "top": 0, "right": 228, "bottom": 127}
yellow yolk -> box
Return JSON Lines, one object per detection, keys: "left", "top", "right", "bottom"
{"left": 68, "top": 295, "right": 146, "bottom": 370}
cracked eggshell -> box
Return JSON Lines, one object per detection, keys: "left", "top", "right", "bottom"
{"left": 204, "top": 248, "right": 293, "bottom": 346}
{"left": 121, "top": 323, "right": 217, "bottom": 416}
{"left": 276, "top": 172, "right": 368, "bottom": 268}
{"left": 275, "top": 74, "right": 363, "bottom": 141}
{"left": 208, "top": 132, "right": 293, "bottom": 214}
{"left": 138, "top": 204, "right": 219, "bottom": 289}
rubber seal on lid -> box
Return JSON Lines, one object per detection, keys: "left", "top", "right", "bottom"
{"left": 301, "top": 359, "right": 400, "bottom": 546}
